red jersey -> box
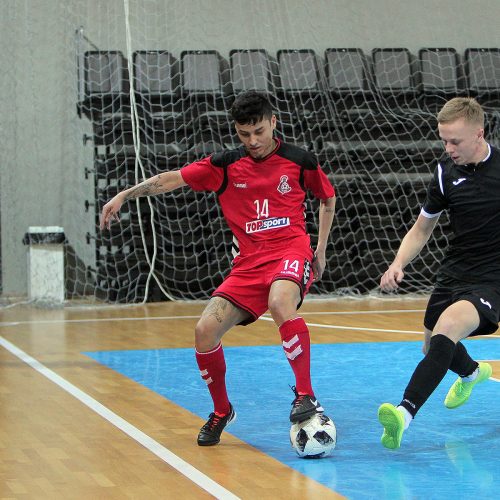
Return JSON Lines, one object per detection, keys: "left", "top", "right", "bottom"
{"left": 180, "top": 139, "right": 335, "bottom": 258}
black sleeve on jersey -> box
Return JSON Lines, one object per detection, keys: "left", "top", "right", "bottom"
{"left": 210, "top": 148, "right": 245, "bottom": 168}
{"left": 277, "top": 143, "right": 318, "bottom": 170}
{"left": 423, "top": 163, "right": 448, "bottom": 214}
{"left": 210, "top": 148, "right": 246, "bottom": 196}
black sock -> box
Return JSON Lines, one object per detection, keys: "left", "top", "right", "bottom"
{"left": 448, "top": 341, "right": 478, "bottom": 377}
{"left": 399, "top": 334, "right": 455, "bottom": 417}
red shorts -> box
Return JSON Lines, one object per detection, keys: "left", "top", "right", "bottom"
{"left": 213, "top": 246, "right": 314, "bottom": 325}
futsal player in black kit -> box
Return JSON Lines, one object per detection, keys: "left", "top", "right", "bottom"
{"left": 378, "top": 97, "right": 497, "bottom": 449}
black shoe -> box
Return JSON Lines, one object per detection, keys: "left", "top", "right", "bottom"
{"left": 197, "top": 404, "right": 236, "bottom": 446}
{"left": 290, "top": 386, "right": 324, "bottom": 423}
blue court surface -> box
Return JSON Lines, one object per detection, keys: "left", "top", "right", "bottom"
{"left": 85, "top": 340, "right": 500, "bottom": 499}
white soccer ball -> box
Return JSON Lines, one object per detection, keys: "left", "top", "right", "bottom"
{"left": 290, "top": 413, "right": 337, "bottom": 458}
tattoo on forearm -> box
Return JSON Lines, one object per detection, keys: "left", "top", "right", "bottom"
{"left": 324, "top": 207, "right": 335, "bottom": 213}
{"left": 125, "top": 175, "right": 163, "bottom": 201}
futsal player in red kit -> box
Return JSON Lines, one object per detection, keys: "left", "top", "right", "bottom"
{"left": 100, "top": 91, "right": 336, "bottom": 446}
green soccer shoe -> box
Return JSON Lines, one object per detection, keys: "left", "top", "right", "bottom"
{"left": 444, "top": 362, "right": 492, "bottom": 409}
{"left": 378, "top": 403, "right": 405, "bottom": 449}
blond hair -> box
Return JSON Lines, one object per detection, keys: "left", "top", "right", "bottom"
{"left": 437, "top": 97, "right": 484, "bottom": 127}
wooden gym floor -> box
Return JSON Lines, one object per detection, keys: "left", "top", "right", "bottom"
{"left": 1, "top": 297, "right": 498, "bottom": 499}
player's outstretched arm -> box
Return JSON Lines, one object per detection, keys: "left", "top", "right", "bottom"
{"left": 380, "top": 214, "right": 439, "bottom": 292}
{"left": 313, "top": 196, "right": 336, "bottom": 281}
{"left": 100, "top": 170, "right": 186, "bottom": 230}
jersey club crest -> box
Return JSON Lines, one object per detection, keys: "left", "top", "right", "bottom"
{"left": 277, "top": 175, "right": 292, "bottom": 194}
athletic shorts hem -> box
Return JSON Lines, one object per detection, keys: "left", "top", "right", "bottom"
{"left": 424, "top": 288, "right": 500, "bottom": 337}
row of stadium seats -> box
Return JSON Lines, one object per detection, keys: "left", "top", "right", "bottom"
{"left": 78, "top": 47, "right": 500, "bottom": 107}
{"left": 77, "top": 47, "right": 500, "bottom": 157}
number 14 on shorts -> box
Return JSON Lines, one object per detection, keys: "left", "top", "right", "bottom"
{"left": 277, "top": 257, "right": 312, "bottom": 288}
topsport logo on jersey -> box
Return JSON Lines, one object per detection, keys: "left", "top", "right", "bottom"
{"left": 245, "top": 217, "right": 290, "bottom": 233}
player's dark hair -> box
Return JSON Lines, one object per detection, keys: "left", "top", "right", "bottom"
{"left": 230, "top": 91, "right": 273, "bottom": 125}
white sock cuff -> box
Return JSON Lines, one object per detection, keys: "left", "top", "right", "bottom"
{"left": 397, "top": 405, "right": 413, "bottom": 430}
{"left": 462, "top": 366, "right": 479, "bottom": 382}
{"left": 195, "top": 342, "right": 222, "bottom": 355}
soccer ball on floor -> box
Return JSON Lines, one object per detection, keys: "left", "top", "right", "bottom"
{"left": 290, "top": 413, "right": 337, "bottom": 458}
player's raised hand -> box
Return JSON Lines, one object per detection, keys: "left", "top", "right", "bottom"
{"left": 380, "top": 263, "right": 404, "bottom": 292}
{"left": 100, "top": 193, "right": 125, "bottom": 230}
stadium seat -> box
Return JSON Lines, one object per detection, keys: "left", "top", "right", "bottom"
{"left": 276, "top": 49, "right": 332, "bottom": 147}
{"left": 134, "top": 50, "right": 179, "bottom": 97}
{"left": 133, "top": 50, "right": 182, "bottom": 144}
{"left": 370, "top": 48, "right": 431, "bottom": 140}
{"left": 180, "top": 50, "right": 232, "bottom": 152}
{"left": 181, "top": 50, "right": 230, "bottom": 95}
{"left": 418, "top": 48, "right": 461, "bottom": 112}
{"left": 419, "top": 48, "right": 460, "bottom": 95}
{"left": 229, "top": 49, "right": 283, "bottom": 142}
{"left": 465, "top": 48, "right": 500, "bottom": 146}
{"left": 81, "top": 51, "right": 128, "bottom": 100}
{"left": 278, "top": 48, "right": 322, "bottom": 92}
{"left": 79, "top": 50, "right": 131, "bottom": 146}
{"left": 230, "top": 49, "right": 277, "bottom": 94}
{"left": 465, "top": 48, "right": 500, "bottom": 106}
{"left": 324, "top": 48, "right": 376, "bottom": 133}
{"left": 79, "top": 51, "right": 129, "bottom": 114}
{"left": 325, "top": 48, "right": 370, "bottom": 95}
{"left": 372, "top": 48, "right": 417, "bottom": 104}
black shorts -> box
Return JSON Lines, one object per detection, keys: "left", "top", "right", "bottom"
{"left": 424, "top": 276, "right": 500, "bottom": 336}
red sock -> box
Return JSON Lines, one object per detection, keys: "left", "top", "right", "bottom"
{"left": 195, "top": 343, "right": 230, "bottom": 416}
{"left": 279, "top": 317, "right": 313, "bottom": 395}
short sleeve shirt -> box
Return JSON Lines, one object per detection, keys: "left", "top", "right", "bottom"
{"left": 421, "top": 144, "right": 500, "bottom": 283}
{"left": 181, "top": 139, "right": 335, "bottom": 257}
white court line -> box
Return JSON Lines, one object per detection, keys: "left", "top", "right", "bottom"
{"left": 0, "top": 336, "right": 240, "bottom": 500}
{"left": 258, "top": 315, "right": 424, "bottom": 335}
{"left": 0, "top": 316, "right": 200, "bottom": 327}
{"left": 260, "top": 315, "right": 500, "bottom": 341}
{"left": 2, "top": 311, "right": 499, "bottom": 340}
{"left": 298, "top": 309, "right": 426, "bottom": 315}
{"left": 0, "top": 308, "right": 426, "bottom": 328}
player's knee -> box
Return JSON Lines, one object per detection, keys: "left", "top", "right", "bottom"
{"left": 268, "top": 297, "right": 297, "bottom": 326}
{"left": 268, "top": 295, "right": 286, "bottom": 318}
{"left": 433, "top": 313, "right": 461, "bottom": 338}
{"left": 194, "top": 320, "right": 218, "bottom": 351}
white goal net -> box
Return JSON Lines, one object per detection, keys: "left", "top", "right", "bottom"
{"left": 9, "top": 1, "right": 500, "bottom": 304}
